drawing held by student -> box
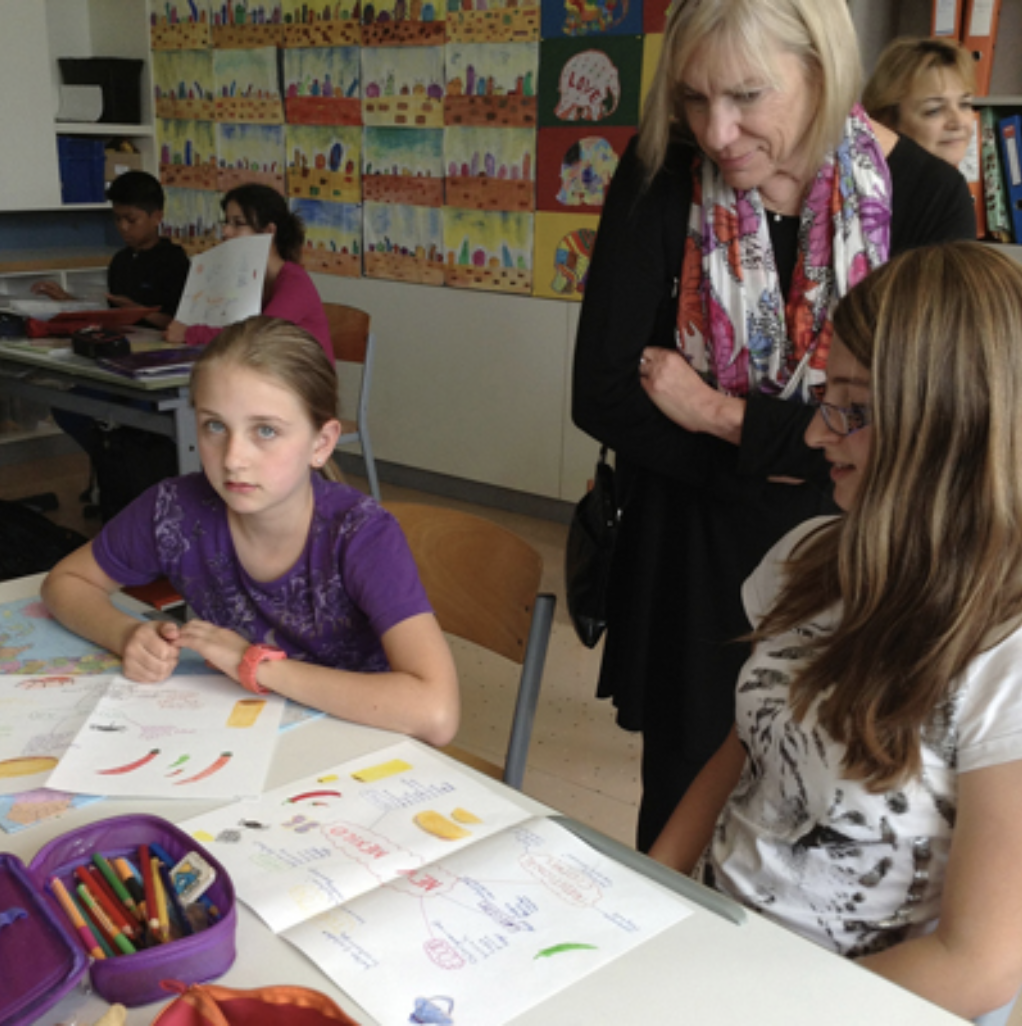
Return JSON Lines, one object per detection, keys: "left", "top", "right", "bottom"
{"left": 42, "top": 316, "right": 459, "bottom": 747}
{"left": 164, "top": 184, "right": 332, "bottom": 362}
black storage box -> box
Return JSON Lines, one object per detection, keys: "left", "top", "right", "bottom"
{"left": 58, "top": 58, "right": 144, "bottom": 125}
{"left": 72, "top": 326, "right": 131, "bottom": 359}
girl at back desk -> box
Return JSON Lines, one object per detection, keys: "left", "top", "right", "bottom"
{"left": 650, "top": 242, "right": 1022, "bottom": 1020}
{"left": 164, "top": 184, "right": 333, "bottom": 363}
{"left": 42, "top": 316, "right": 459, "bottom": 746}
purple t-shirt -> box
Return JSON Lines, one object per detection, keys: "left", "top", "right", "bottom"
{"left": 93, "top": 473, "right": 431, "bottom": 672}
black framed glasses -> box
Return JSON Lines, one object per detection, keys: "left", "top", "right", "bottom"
{"left": 819, "top": 401, "right": 872, "bottom": 437}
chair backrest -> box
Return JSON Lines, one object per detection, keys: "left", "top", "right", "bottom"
{"left": 323, "top": 302, "right": 370, "bottom": 365}
{"left": 385, "top": 501, "right": 555, "bottom": 789}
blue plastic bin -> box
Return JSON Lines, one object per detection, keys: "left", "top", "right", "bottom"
{"left": 58, "top": 137, "right": 106, "bottom": 204}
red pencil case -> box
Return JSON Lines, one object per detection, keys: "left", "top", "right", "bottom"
{"left": 0, "top": 814, "right": 236, "bottom": 1024}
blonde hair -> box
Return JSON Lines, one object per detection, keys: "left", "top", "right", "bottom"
{"left": 759, "top": 243, "right": 1022, "bottom": 789}
{"left": 863, "top": 36, "right": 976, "bottom": 132}
{"left": 191, "top": 316, "right": 343, "bottom": 481}
{"left": 638, "top": 0, "right": 861, "bottom": 181}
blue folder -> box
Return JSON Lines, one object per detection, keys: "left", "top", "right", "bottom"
{"left": 997, "top": 114, "right": 1022, "bottom": 244}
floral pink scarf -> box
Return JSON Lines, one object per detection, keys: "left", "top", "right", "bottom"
{"left": 677, "top": 105, "right": 892, "bottom": 401}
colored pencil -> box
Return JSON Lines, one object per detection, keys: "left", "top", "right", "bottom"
{"left": 152, "top": 856, "right": 170, "bottom": 942}
{"left": 139, "top": 844, "right": 160, "bottom": 939}
{"left": 80, "top": 865, "right": 138, "bottom": 941}
{"left": 113, "top": 856, "right": 147, "bottom": 918}
{"left": 94, "top": 852, "right": 140, "bottom": 920}
{"left": 77, "top": 882, "right": 137, "bottom": 955}
{"left": 72, "top": 888, "right": 116, "bottom": 958}
{"left": 50, "top": 877, "right": 106, "bottom": 960}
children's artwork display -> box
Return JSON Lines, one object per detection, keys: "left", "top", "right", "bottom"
{"left": 174, "top": 234, "right": 273, "bottom": 326}
{"left": 0, "top": 671, "right": 284, "bottom": 799}
{"left": 150, "top": 0, "right": 659, "bottom": 297}
{"left": 180, "top": 740, "right": 691, "bottom": 1025}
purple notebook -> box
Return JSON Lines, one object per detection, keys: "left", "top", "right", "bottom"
{"left": 98, "top": 347, "right": 201, "bottom": 378}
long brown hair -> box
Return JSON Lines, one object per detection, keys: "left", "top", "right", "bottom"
{"left": 191, "top": 316, "right": 342, "bottom": 482}
{"left": 759, "top": 242, "right": 1022, "bottom": 788}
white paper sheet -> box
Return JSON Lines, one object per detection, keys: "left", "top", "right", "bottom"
{"left": 180, "top": 742, "right": 692, "bottom": 1025}
{"left": 174, "top": 234, "right": 272, "bottom": 328}
{"left": 0, "top": 673, "right": 283, "bottom": 799}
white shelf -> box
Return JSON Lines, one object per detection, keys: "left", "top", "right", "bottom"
{"left": 53, "top": 122, "right": 154, "bottom": 136}
{"left": 977, "top": 97, "right": 1022, "bottom": 107}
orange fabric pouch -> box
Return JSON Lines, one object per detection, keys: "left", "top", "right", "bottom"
{"left": 150, "top": 982, "right": 363, "bottom": 1026}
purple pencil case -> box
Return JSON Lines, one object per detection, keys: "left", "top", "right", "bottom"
{"left": 0, "top": 813, "right": 236, "bottom": 1024}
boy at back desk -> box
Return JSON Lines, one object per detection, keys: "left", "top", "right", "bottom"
{"left": 32, "top": 171, "right": 189, "bottom": 330}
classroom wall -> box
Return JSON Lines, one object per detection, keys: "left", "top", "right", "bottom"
{"left": 314, "top": 272, "right": 593, "bottom": 504}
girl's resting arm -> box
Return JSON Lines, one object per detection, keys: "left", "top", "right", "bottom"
{"left": 857, "top": 759, "right": 1022, "bottom": 1020}
{"left": 176, "top": 611, "right": 460, "bottom": 748}
{"left": 648, "top": 726, "right": 746, "bottom": 873}
{"left": 41, "top": 543, "right": 181, "bottom": 683}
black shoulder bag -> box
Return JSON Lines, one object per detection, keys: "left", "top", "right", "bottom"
{"left": 565, "top": 446, "right": 620, "bottom": 648}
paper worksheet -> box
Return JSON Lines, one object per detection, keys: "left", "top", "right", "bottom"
{"left": 180, "top": 741, "right": 692, "bottom": 1026}
{"left": 0, "top": 672, "right": 284, "bottom": 799}
{"left": 174, "top": 234, "right": 272, "bottom": 328}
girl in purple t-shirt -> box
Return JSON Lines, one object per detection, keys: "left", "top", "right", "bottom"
{"left": 42, "top": 316, "right": 459, "bottom": 746}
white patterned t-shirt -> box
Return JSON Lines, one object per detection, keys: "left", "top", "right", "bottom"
{"left": 703, "top": 517, "right": 1022, "bottom": 957}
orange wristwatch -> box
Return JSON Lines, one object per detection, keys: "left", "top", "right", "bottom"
{"left": 238, "top": 644, "right": 286, "bottom": 695}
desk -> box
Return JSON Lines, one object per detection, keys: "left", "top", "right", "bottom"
{"left": 0, "top": 339, "right": 198, "bottom": 474}
{"left": 0, "top": 574, "right": 962, "bottom": 1026}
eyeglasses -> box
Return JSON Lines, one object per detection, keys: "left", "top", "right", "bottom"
{"left": 819, "top": 401, "right": 872, "bottom": 437}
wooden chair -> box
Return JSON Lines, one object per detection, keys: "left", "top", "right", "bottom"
{"left": 386, "top": 501, "right": 556, "bottom": 791}
{"left": 324, "top": 302, "right": 379, "bottom": 502}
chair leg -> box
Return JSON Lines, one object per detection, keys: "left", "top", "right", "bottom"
{"left": 361, "top": 430, "right": 381, "bottom": 503}
{"left": 503, "top": 593, "right": 556, "bottom": 790}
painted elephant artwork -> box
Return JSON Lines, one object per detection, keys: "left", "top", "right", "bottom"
{"left": 557, "top": 136, "right": 619, "bottom": 206}
{"left": 551, "top": 228, "right": 597, "bottom": 295}
{"left": 554, "top": 50, "right": 620, "bottom": 122}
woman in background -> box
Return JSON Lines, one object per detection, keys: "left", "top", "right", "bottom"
{"left": 863, "top": 36, "right": 976, "bottom": 168}
{"left": 165, "top": 184, "right": 333, "bottom": 362}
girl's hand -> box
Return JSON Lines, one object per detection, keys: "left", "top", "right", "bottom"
{"left": 163, "top": 319, "right": 188, "bottom": 344}
{"left": 639, "top": 347, "right": 745, "bottom": 445}
{"left": 176, "top": 620, "right": 249, "bottom": 683}
{"left": 122, "top": 621, "right": 181, "bottom": 683}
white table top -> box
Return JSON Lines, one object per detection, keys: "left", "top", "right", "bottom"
{"left": 0, "top": 575, "right": 963, "bottom": 1026}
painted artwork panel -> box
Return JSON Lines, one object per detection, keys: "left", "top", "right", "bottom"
{"left": 446, "top": 0, "right": 540, "bottom": 45}
{"left": 540, "top": 0, "right": 642, "bottom": 39}
{"left": 292, "top": 198, "right": 363, "bottom": 277}
{"left": 153, "top": 50, "right": 216, "bottom": 120}
{"left": 217, "top": 122, "right": 287, "bottom": 192}
{"left": 284, "top": 46, "right": 362, "bottom": 124}
{"left": 159, "top": 118, "right": 219, "bottom": 190}
{"left": 537, "top": 36, "right": 642, "bottom": 128}
{"left": 362, "top": 46, "right": 445, "bottom": 127}
{"left": 534, "top": 125, "right": 631, "bottom": 213}
{"left": 163, "top": 186, "right": 222, "bottom": 256}
{"left": 210, "top": 0, "right": 286, "bottom": 47}
{"left": 362, "top": 0, "right": 446, "bottom": 47}
{"left": 287, "top": 124, "right": 362, "bottom": 202}
{"left": 150, "top": 0, "right": 213, "bottom": 50}
{"left": 444, "top": 41, "right": 538, "bottom": 128}
{"left": 282, "top": 0, "right": 363, "bottom": 46}
{"left": 214, "top": 47, "right": 285, "bottom": 123}
{"left": 444, "top": 126, "right": 535, "bottom": 211}
{"left": 532, "top": 210, "right": 599, "bottom": 300}
{"left": 443, "top": 207, "right": 533, "bottom": 294}
{"left": 363, "top": 126, "right": 444, "bottom": 205}
{"left": 364, "top": 201, "right": 445, "bottom": 284}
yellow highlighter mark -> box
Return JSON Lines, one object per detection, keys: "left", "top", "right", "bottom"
{"left": 451, "top": 808, "right": 482, "bottom": 825}
{"left": 352, "top": 758, "right": 412, "bottom": 783}
{"left": 414, "top": 811, "right": 471, "bottom": 841}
